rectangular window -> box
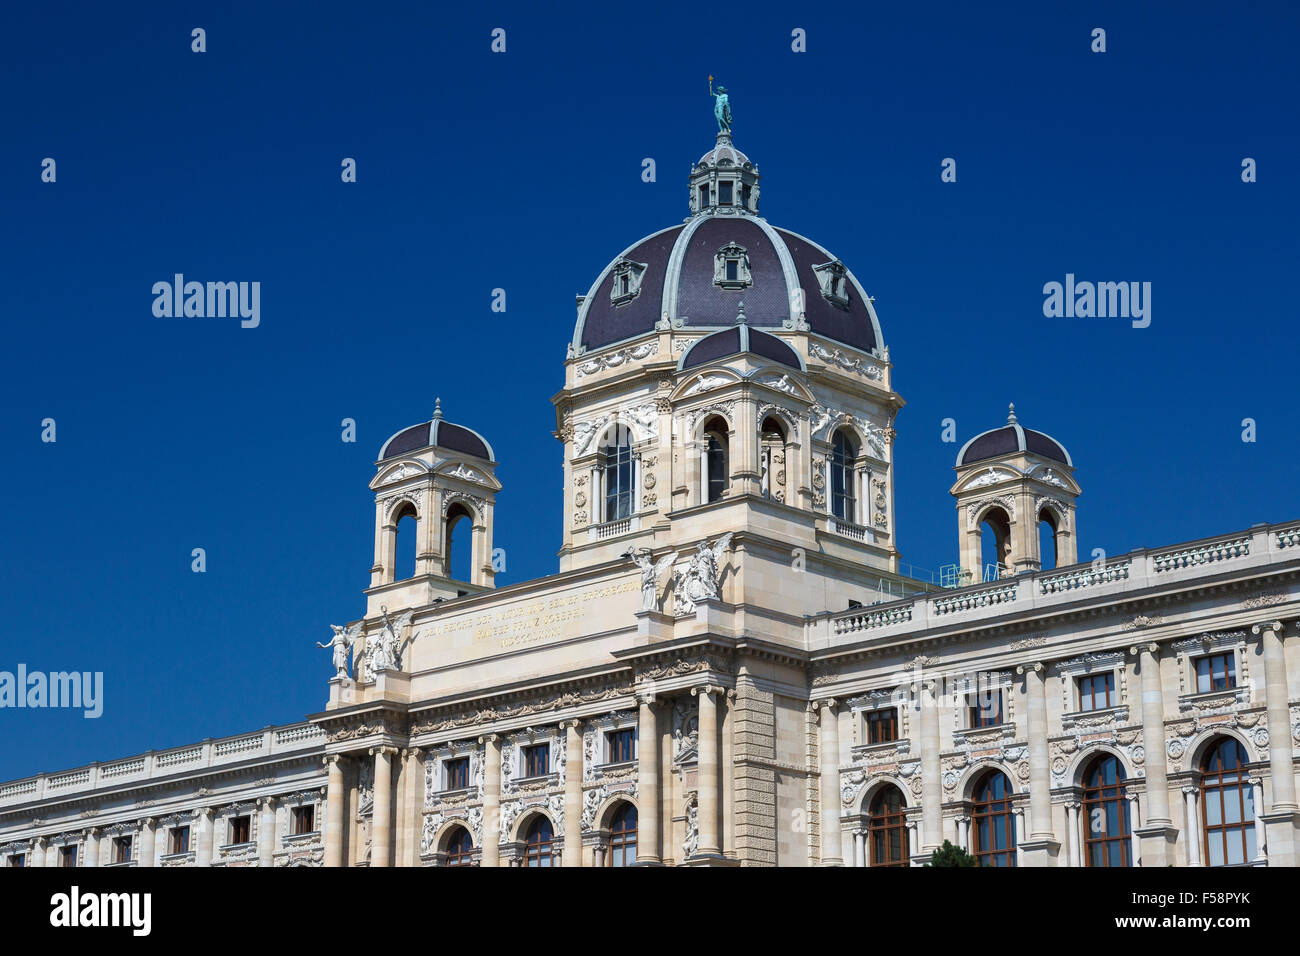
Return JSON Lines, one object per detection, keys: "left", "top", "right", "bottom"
{"left": 698, "top": 185, "right": 709, "bottom": 208}
{"left": 169, "top": 826, "right": 189, "bottom": 855}
{"left": 725, "top": 259, "right": 738, "bottom": 282}
{"left": 607, "top": 728, "right": 636, "bottom": 763}
{"left": 8, "top": 854, "right": 23, "bottom": 868}
{"left": 60, "top": 846, "right": 77, "bottom": 867}
{"left": 113, "top": 836, "right": 133, "bottom": 863}
{"left": 864, "top": 707, "right": 899, "bottom": 744}
{"left": 444, "top": 757, "right": 470, "bottom": 791}
{"left": 523, "top": 743, "right": 550, "bottom": 778}
{"left": 968, "top": 689, "right": 1004, "bottom": 728}
{"left": 291, "top": 805, "right": 315, "bottom": 836}
{"left": 602, "top": 440, "right": 634, "bottom": 522}
{"left": 1077, "top": 672, "right": 1116, "bottom": 711}
{"left": 1195, "top": 653, "right": 1236, "bottom": 693}
{"left": 229, "top": 815, "right": 251, "bottom": 846}
{"left": 741, "top": 183, "right": 751, "bottom": 209}
{"left": 719, "top": 181, "right": 733, "bottom": 204}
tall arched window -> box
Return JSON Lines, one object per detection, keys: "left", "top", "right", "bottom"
{"left": 522, "top": 816, "right": 555, "bottom": 867}
{"left": 443, "top": 826, "right": 474, "bottom": 867}
{"left": 602, "top": 426, "right": 634, "bottom": 522}
{"left": 867, "top": 786, "right": 907, "bottom": 867}
{"left": 830, "top": 429, "right": 857, "bottom": 520}
{"left": 1038, "top": 508, "right": 1058, "bottom": 570}
{"left": 702, "top": 416, "right": 729, "bottom": 503}
{"left": 393, "top": 502, "right": 418, "bottom": 581}
{"left": 759, "top": 416, "right": 788, "bottom": 503}
{"left": 979, "top": 507, "right": 1012, "bottom": 581}
{"left": 1201, "top": 737, "right": 1256, "bottom": 867}
{"left": 1082, "top": 754, "right": 1130, "bottom": 867}
{"left": 607, "top": 802, "right": 638, "bottom": 867}
{"left": 445, "top": 503, "right": 474, "bottom": 581}
{"left": 971, "top": 771, "right": 1016, "bottom": 867}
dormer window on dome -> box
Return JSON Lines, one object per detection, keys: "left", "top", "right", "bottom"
{"left": 813, "top": 260, "right": 851, "bottom": 309}
{"left": 609, "top": 257, "right": 647, "bottom": 306}
{"left": 714, "top": 242, "right": 751, "bottom": 290}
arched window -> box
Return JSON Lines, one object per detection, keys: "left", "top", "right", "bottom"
{"left": 1201, "top": 737, "right": 1256, "bottom": 866}
{"left": 971, "top": 771, "right": 1016, "bottom": 867}
{"left": 867, "top": 786, "right": 907, "bottom": 867}
{"left": 1038, "top": 508, "right": 1058, "bottom": 570}
{"left": 607, "top": 802, "right": 638, "bottom": 867}
{"left": 443, "top": 826, "right": 474, "bottom": 867}
{"left": 522, "top": 816, "right": 555, "bottom": 868}
{"left": 1082, "top": 754, "right": 1130, "bottom": 867}
{"left": 393, "top": 502, "right": 417, "bottom": 581}
{"left": 702, "top": 417, "right": 729, "bottom": 503}
{"left": 602, "top": 426, "right": 634, "bottom": 522}
{"left": 830, "top": 430, "right": 857, "bottom": 520}
{"left": 759, "top": 416, "right": 787, "bottom": 503}
{"left": 978, "top": 507, "right": 1012, "bottom": 581}
{"left": 445, "top": 502, "right": 474, "bottom": 581}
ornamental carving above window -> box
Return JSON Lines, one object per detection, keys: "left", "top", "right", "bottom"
{"left": 713, "top": 242, "right": 751, "bottom": 290}
{"left": 610, "top": 258, "right": 648, "bottom": 306}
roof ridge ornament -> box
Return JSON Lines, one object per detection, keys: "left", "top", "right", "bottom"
{"left": 433, "top": 397, "right": 444, "bottom": 421}
{"left": 1006, "top": 402, "right": 1017, "bottom": 425}
{"left": 735, "top": 300, "right": 747, "bottom": 326}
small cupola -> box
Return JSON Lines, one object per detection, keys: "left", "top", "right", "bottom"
{"left": 689, "top": 130, "right": 760, "bottom": 217}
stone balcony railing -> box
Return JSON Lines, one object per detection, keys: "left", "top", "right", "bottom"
{"left": 813, "top": 520, "right": 1300, "bottom": 645}
{"left": 0, "top": 721, "right": 327, "bottom": 810}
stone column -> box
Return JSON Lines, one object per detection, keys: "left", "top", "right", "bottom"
{"left": 370, "top": 747, "right": 396, "bottom": 867}
{"left": 817, "top": 699, "right": 844, "bottom": 865}
{"left": 83, "top": 828, "right": 99, "bottom": 869}
{"left": 258, "top": 797, "right": 277, "bottom": 867}
{"left": 195, "top": 809, "right": 215, "bottom": 867}
{"left": 1250, "top": 777, "right": 1268, "bottom": 864}
{"left": 955, "top": 816, "right": 968, "bottom": 853}
{"left": 563, "top": 720, "right": 584, "bottom": 867}
{"left": 722, "top": 690, "right": 735, "bottom": 858}
{"left": 660, "top": 714, "right": 676, "bottom": 865}
{"left": 138, "top": 818, "right": 156, "bottom": 868}
{"left": 917, "top": 678, "right": 943, "bottom": 851}
{"left": 694, "top": 686, "right": 721, "bottom": 858}
{"left": 637, "top": 695, "right": 661, "bottom": 864}
{"left": 1183, "top": 787, "right": 1202, "bottom": 867}
{"left": 1127, "top": 794, "right": 1141, "bottom": 867}
{"left": 1017, "top": 662, "right": 1058, "bottom": 864}
{"left": 1253, "top": 621, "right": 1298, "bottom": 809}
{"left": 480, "top": 735, "right": 501, "bottom": 867}
{"left": 404, "top": 748, "right": 423, "bottom": 866}
{"left": 1014, "top": 808, "right": 1027, "bottom": 867}
{"left": 1065, "top": 803, "right": 1080, "bottom": 866}
{"left": 1132, "top": 642, "right": 1176, "bottom": 865}
{"left": 853, "top": 831, "right": 865, "bottom": 867}
{"left": 323, "top": 755, "right": 346, "bottom": 867}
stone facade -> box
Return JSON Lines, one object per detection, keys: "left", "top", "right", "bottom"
{"left": 3, "top": 130, "right": 1298, "bottom": 869}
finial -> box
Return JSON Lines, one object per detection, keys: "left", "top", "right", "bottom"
{"left": 735, "top": 300, "right": 747, "bottom": 326}
{"left": 433, "top": 397, "right": 444, "bottom": 421}
{"left": 1006, "top": 403, "right": 1017, "bottom": 425}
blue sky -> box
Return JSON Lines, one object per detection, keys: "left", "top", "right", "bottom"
{"left": 1, "top": 1, "right": 1296, "bottom": 781}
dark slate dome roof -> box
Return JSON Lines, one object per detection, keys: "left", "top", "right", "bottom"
{"left": 572, "top": 134, "right": 884, "bottom": 357}
{"left": 679, "top": 319, "right": 803, "bottom": 371}
{"left": 379, "top": 401, "right": 494, "bottom": 462}
{"left": 956, "top": 405, "right": 1071, "bottom": 467}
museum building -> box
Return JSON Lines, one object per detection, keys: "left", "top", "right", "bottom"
{"left": 3, "top": 125, "right": 1299, "bottom": 869}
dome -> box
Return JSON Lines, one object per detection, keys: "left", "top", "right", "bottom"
{"left": 956, "top": 404, "right": 1071, "bottom": 467}
{"left": 379, "top": 399, "right": 494, "bottom": 462}
{"left": 678, "top": 315, "right": 803, "bottom": 371}
{"left": 571, "top": 132, "right": 883, "bottom": 358}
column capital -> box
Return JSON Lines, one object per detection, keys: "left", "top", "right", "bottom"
{"left": 1181, "top": 784, "right": 1199, "bottom": 796}
{"left": 477, "top": 733, "right": 500, "bottom": 746}
{"left": 1129, "top": 642, "right": 1159, "bottom": 657}
{"left": 402, "top": 746, "right": 423, "bottom": 759}
{"left": 811, "top": 697, "right": 838, "bottom": 713}
{"left": 1015, "top": 661, "right": 1044, "bottom": 676}
{"left": 637, "top": 692, "right": 658, "bottom": 707}
{"left": 559, "top": 717, "right": 584, "bottom": 732}
{"left": 369, "top": 745, "right": 399, "bottom": 758}
{"left": 1250, "top": 620, "right": 1285, "bottom": 636}
{"left": 690, "top": 684, "right": 721, "bottom": 699}
{"left": 84, "top": 826, "right": 100, "bottom": 839}
{"left": 323, "top": 753, "right": 347, "bottom": 769}
{"left": 1247, "top": 775, "right": 1264, "bottom": 787}
{"left": 257, "top": 796, "right": 277, "bottom": 811}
